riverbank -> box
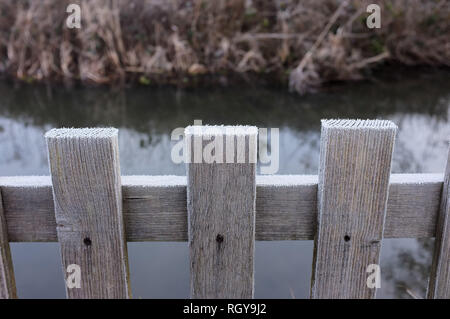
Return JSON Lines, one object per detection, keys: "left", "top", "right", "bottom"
{"left": 0, "top": 0, "right": 448, "bottom": 94}
{"left": 1, "top": 67, "right": 449, "bottom": 298}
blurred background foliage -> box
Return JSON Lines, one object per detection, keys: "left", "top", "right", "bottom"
{"left": 0, "top": 0, "right": 448, "bottom": 93}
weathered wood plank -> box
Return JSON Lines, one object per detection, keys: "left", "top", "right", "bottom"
{"left": 427, "top": 145, "right": 450, "bottom": 299}
{"left": 311, "top": 119, "right": 397, "bottom": 299}
{"left": 1, "top": 176, "right": 56, "bottom": 242}
{"left": 0, "top": 190, "right": 17, "bottom": 299}
{"left": 46, "top": 128, "right": 131, "bottom": 299}
{"left": 122, "top": 176, "right": 187, "bottom": 242}
{"left": 186, "top": 126, "right": 257, "bottom": 298}
{"left": 384, "top": 174, "right": 442, "bottom": 238}
{"left": 0, "top": 174, "right": 443, "bottom": 242}
{"left": 256, "top": 175, "right": 318, "bottom": 241}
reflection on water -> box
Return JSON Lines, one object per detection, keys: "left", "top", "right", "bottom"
{"left": 380, "top": 238, "right": 435, "bottom": 299}
{"left": 1, "top": 70, "right": 449, "bottom": 298}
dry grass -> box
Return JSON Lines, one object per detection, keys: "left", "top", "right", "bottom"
{"left": 0, "top": 0, "right": 448, "bottom": 93}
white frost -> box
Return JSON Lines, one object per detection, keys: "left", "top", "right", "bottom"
{"left": 45, "top": 128, "right": 118, "bottom": 139}
{"left": 185, "top": 125, "right": 258, "bottom": 137}
{"left": 256, "top": 174, "right": 317, "bottom": 186}
{"left": 321, "top": 119, "right": 397, "bottom": 130}
{"left": 122, "top": 175, "right": 186, "bottom": 187}
{"left": 0, "top": 175, "right": 51, "bottom": 187}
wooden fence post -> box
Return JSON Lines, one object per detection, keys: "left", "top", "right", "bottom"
{"left": 186, "top": 126, "right": 257, "bottom": 298}
{"left": 46, "top": 128, "right": 131, "bottom": 299}
{"left": 0, "top": 190, "right": 17, "bottom": 299}
{"left": 427, "top": 143, "right": 450, "bottom": 299}
{"left": 311, "top": 119, "right": 396, "bottom": 299}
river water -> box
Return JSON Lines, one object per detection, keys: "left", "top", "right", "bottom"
{"left": 0, "top": 70, "right": 449, "bottom": 298}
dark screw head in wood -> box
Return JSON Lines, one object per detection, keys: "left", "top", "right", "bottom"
{"left": 344, "top": 235, "right": 351, "bottom": 242}
{"left": 83, "top": 237, "right": 92, "bottom": 246}
{"left": 216, "top": 234, "right": 224, "bottom": 243}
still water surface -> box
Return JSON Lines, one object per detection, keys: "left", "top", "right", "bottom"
{"left": 0, "top": 70, "right": 449, "bottom": 298}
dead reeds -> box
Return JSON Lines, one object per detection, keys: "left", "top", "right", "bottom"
{"left": 0, "top": 0, "right": 448, "bottom": 93}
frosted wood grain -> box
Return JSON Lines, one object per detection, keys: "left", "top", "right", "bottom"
{"left": 0, "top": 174, "right": 443, "bottom": 242}
{"left": 186, "top": 126, "right": 257, "bottom": 298}
{"left": 427, "top": 145, "right": 450, "bottom": 299}
{"left": 0, "top": 191, "right": 16, "bottom": 299}
{"left": 46, "top": 128, "right": 131, "bottom": 299}
{"left": 311, "top": 119, "right": 397, "bottom": 299}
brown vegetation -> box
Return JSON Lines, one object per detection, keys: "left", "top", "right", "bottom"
{"left": 0, "top": 0, "right": 448, "bottom": 93}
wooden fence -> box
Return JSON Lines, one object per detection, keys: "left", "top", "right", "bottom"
{"left": 0, "top": 119, "right": 448, "bottom": 299}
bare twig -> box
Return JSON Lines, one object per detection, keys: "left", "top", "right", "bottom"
{"left": 349, "top": 51, "right": 390, "bottom": 69}
{"left": 293, "top": 0, "right": 349, "bottom": 72}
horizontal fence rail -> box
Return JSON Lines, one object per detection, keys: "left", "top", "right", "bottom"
{"left": 0, "top": 119, "right": 448, "bottom": 299}
{"left": 0, "top": 174, "right": 443, "bottom": 242}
